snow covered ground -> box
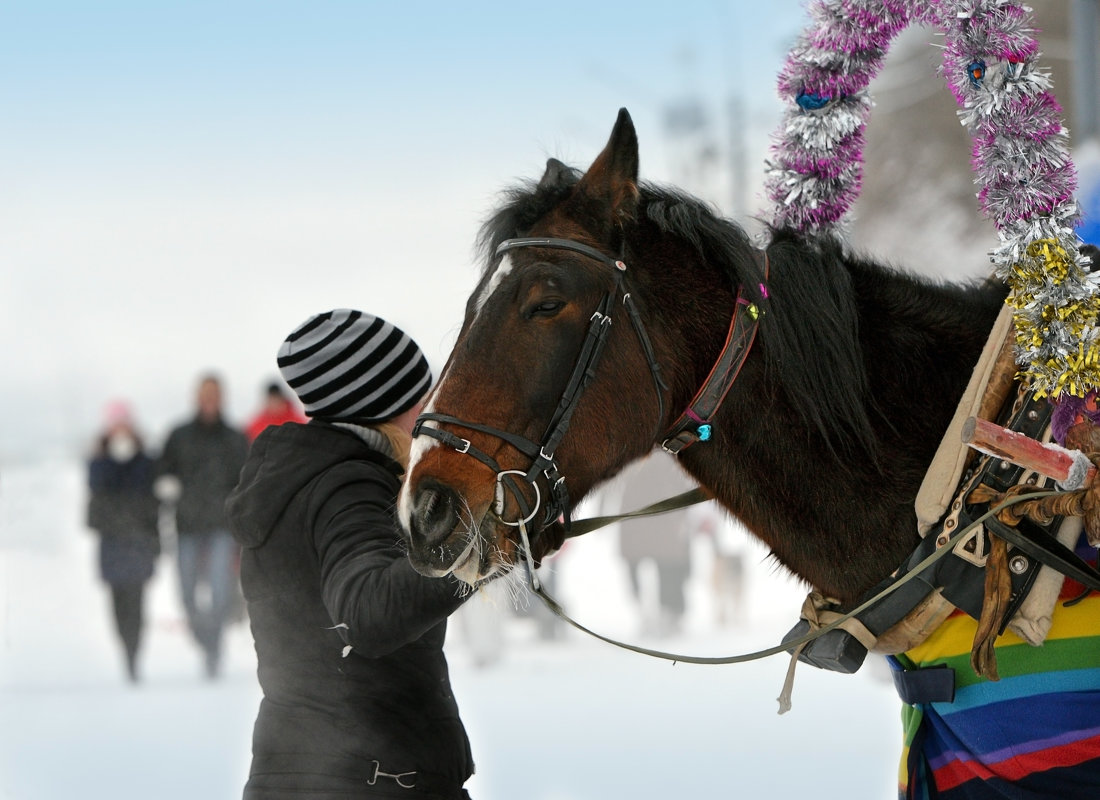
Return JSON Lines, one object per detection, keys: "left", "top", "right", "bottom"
{"left": 1, "top": 456, "right": 902, "bottom": 799}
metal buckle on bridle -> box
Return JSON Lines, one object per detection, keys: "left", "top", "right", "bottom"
{"left": 366, "top": 760, "right": 417, "bottom": 789}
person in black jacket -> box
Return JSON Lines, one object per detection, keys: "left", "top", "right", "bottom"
{"left": 159, "top": 373, "right": 249, "bottom": 678}
{"left": 225, "top": 309, "right": 475, "bottom": 799}
{"left": 86, "top": 400, "right": 161, "bottom": 682}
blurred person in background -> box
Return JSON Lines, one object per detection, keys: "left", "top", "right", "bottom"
{"left": 616, "top": 453, "right": 695, "bottom": 638}
{"left": 86, "top": 400, "right": 161, "bottom": 683}
{"left": 691, "top": 503, "right": 746, "bottom": 627}
{"left": 157, "top": 373, "right": 248, "bottom": 678}
{"left": 226, "top": 309, "right": 546, "bottom": 799}
{"left": 245, "top": 379, "right": 306, "bottom": 443}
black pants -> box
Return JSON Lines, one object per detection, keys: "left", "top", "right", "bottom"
{"left": 110, "top": 583, "right": 145, "bottom": 676}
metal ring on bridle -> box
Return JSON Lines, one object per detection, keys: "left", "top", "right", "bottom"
{"left": 494, "top": 469, "right": 542, "bottom": 526}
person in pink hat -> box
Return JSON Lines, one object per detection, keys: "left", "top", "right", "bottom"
{"left": 86, "top": 400, "right": 161, "bottom": 682}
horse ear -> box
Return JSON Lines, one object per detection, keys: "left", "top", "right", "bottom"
{"left": 538, "top": 158, "right": 572, "bottom": 190}
{"left": 578, "top": 107, "right": 640, "bottom": 222}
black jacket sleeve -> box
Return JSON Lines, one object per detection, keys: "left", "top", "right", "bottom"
{"left": 308, "top": 460, "right": 468, "bottom": 657}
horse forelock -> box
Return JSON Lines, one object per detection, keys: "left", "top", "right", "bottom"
{"left": 475, "top": 172, "right": 583, "bottom": 273}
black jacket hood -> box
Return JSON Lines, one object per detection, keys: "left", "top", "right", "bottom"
{"left": 226, "top": 421, "right": 402, "bottom": 549}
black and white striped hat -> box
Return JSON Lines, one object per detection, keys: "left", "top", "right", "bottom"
{"left": 277, "top": 309, "right": 432, "bottom": 423}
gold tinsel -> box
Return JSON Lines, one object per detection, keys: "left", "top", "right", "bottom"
{"left": 1007, "top": 239, "right": 1100, "bottom": 399}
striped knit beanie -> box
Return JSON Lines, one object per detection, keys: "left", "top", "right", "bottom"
{"left": 277, "top": 309, "right": 432, "bottom": 423}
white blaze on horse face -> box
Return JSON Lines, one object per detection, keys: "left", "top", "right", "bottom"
{"left": 397, "top": 374, "right": 445, "bottom": 529}
{"left": 473, "top": 253, "right": 515, "bottom": 318}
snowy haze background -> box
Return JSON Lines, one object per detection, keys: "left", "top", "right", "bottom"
{"left": 1, "top": 456, "right": 903, "bottom": 799}
{"left": 11, "top": 1, "right": 1092, "bottom": 798}
{"left": 0, "top": 0, "right": 812, "bottom": 459}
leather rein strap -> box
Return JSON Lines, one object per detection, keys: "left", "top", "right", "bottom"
{"left": 529, "top": 488, "right": 1066, "bottom": 666}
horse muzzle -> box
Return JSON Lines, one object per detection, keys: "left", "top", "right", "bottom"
{"left": 399, "top": 479, "right": 506, "bottom": 585}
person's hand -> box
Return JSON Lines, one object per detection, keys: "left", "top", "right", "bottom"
{"left": 153, "top": 475, "right": 181, "bottom": 503}
{"left": 1064, "top": 420, "right": 1100, "bottom": 546}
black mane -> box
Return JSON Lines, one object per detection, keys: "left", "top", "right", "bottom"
{"left": 640, "top": 188, "right": 882, "bottom": 457}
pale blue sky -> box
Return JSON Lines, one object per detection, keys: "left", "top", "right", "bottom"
{"left": 0, "top": 1, "right": 808, "bottom": 457}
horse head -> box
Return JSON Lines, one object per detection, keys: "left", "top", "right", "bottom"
{"left": 397, "top": 108, "right": 723, "bottom": 585}
{"left": 397, "top": 104, "right": 1011, "bottom": 605}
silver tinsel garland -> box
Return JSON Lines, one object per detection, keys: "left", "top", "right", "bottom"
{"left": 767, "top": 0, "right": 1096, "bottom": 399}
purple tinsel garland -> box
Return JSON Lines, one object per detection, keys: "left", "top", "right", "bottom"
{"left": 766, "top": 0, "right": 1096, "bottom": 405}
{"left": 766, "top": 0, "right": 911, "bottom": 236}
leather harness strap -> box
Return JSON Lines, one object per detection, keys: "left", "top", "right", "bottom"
{"left": 564, "top": 486, "right": 712, "bottom": 539}
{"left": 661, "top": 252, "right": 769, "bottom": 454}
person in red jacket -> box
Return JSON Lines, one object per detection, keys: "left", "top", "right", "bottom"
{"left": 245, "top": 380, "right": 306, "bottom": 443}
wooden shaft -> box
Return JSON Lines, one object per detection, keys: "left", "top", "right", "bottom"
{"left": 961, "top": 416, "right": 1096, "bottom": 488}
{"left": 975, "top": 329, "right": 1022, "bottom": 423}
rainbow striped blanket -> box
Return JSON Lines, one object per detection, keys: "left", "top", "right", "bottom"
{"left": 891, "top": 540, "right": 1100, "bottom": 799}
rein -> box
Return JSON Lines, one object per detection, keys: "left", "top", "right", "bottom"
{"left": 564, "top": 486, "right": 711, "bottom": 539}
{"left": 524, "top": 491, "right": 1062, "bottom": 661}
{"left": 518, "top": 489, "right": 1067, "bottom": 712}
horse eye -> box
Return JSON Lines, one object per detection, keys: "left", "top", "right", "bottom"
{"left": 527, "top": 300, "right": 565, "bottom": 318}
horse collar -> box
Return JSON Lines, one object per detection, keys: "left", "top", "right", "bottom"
{"left": 661, "top": 250, "right": 770, "bottom": 455}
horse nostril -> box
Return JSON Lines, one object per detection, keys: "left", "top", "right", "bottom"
{"left": 414, "top": 485, "right": 460, "bottom": 548}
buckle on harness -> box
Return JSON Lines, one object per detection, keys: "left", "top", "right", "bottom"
{"left": 366, "top": 760, "right": 417, "bottom": 789}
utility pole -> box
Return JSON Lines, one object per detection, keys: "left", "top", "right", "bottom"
{"left": 1071, "top": 0, "right": 1100, "bottom": 144}
{"left": 727, "top": 94, "right": 747, "bottom": 219}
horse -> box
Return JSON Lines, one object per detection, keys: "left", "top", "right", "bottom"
{"left": 397, "top": 109, "right": 1100, "bottom": 797}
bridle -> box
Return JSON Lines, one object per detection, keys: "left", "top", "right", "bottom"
{"left": 412, "top": 234, "right": 767, "bottom": 540}
{"left": 413, "top": 236, "right": 667, "bottom": 534}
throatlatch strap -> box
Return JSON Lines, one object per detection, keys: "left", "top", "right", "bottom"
{"left": 661, "top": 250, "right": 768, "bottom": 455}
{"left": 661, "top": 294, "right": 759, "bottom": 454}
